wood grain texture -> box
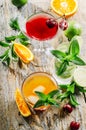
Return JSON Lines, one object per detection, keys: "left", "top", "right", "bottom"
{"left": 0, "top": 0, "right": 86, "bottom": 130}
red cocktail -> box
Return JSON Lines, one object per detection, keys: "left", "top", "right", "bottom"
{"left": 26, "top": 12, "right": 58, "bottom": 41}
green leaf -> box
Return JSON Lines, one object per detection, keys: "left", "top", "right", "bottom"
{"left": 35, "top": 91, "right": 47, "bottom": 101}
{"left": 11, "top": 45, "right": 18, "bottom": 59}
{"left": 71, "top": 56, "right": 86, "bottom": 65}
{"left": 1, "top": 53, "right": 9, "bottom": 62}
{"left": 78, "top": 87, "right": 86, "bottom": 93}
{"left": 19, "top": 39, "right": 30, "bottom": 46}
{"left": 6, "top": 57, "right": 10, "bottom": 66}
{"left": 69, "top": 39, "right": 80, "bottom": 56}
{"left": 59, "top": 92, "right": 69, "bottom": 101}
{"left": 33, "top": 100, "right": 45, "bottom": 108}
{"left": 10, "top": 18, "right": 20, "bottom": 31}
{"left": 58, "top": 61, "right": 68, "bottom": 75}
{"left": 48, "top": 98, "right": 59, "bottom": 107}
{"left": 48, "top": 90, "right": 59, "bottom": 98}
{"left": 0, "top": 49, "right": 9, "bottom": 59}
{"left": 67, "top": 83, "right": 75, "bottom": 94}
{"left": 18, "top": 32, "right": 28, "bottom": 41}
{"left": 70, "top": 95, "right": 79, "bottom": 106}
{"left": 0, "top": 41, "right": 10, "bottom": 47}
{"left": 59, "top": 84, "right": 68, "bottom": 89}
{"left": 5, "top": 36, "right": 17, "bottom": 42}
{"left": 51, "top": 50, "right": 66, "bottom": 60}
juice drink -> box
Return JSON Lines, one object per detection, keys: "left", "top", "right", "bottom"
{"left": 22, "top": 72, "right": 58, "bottom": 110}
{"left": 26, "top": 13, "right": 58, "bottom": 41}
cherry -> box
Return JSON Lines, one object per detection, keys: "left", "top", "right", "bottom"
{"left": 70, "top": 121, "right": 80, "bottom": 130}
{"left": 63, "top": 104, "right": 73, "bottom": 113}
{"left": 59, "top": 19, "right": 68, "bottom": 30}
{"left": 46, "top": 18, "right": 57, "bottom": 28}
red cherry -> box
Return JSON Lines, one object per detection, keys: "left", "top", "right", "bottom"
{"left": 59, "top": 19, "right": 68, "bottom": 30}
{"left": 70, "top": 121, "right": 80, "bottom": 130}
{"left": 46, "top": 18, "right": 57, "bottom": 28}
{"left": 63, "top": 104, "right": 73, "bottom": 113}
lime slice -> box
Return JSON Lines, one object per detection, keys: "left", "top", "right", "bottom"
{"left": 64, "top": 21, "right": 82, "bottom": 40}
{"left": 55, "top": 59, "right": 76, "bottom": 79}
{"left": 73, "top": 66, "right": 86, "bottom": 87}
{"left": 12, "top": 0, "right": 27, "bottom": 8}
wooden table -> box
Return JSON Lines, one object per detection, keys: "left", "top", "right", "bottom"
{"left": 0, "top": 0, "right": 86, "bottom": 130}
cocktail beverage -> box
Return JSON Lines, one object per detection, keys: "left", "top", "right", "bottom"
{"left": 22, "top": 72, "right": 58, "bottom": 110}
{"left": 26, "top": 12, "right": 58, "bottom": 41}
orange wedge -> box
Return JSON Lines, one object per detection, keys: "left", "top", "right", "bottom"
{"left": 51, "top": 0, "right": 78, "bottom": 18}
{"left": 14, "top": 43, "right": 34, "bottom": 63}
{"left": 15, "top": 88, "right": 31, "bottom": 117}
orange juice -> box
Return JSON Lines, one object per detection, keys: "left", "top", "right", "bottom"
{"left": 22, "top": 72, "right": 58, "bottom": 110}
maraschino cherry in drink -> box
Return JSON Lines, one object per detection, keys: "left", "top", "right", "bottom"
{"left": 26, "top": 12, "right": 58, "bottom": 41}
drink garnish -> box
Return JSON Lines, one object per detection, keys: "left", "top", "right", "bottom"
{"left": 51, "top": 37, "right": 86, "bottom": 75}
{"left": 46, "top": 18, "right": 58, "bottom": 28}
{"left": 0, "top": 18, "right": 30, "bottom": 66}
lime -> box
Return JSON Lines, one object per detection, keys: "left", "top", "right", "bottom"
{"left": 73, "top": 66, "right": 86, "bottom": 88}
{"left": 64, "top": 21, "right": 82, "bottom": 40}
{"left": 12, "top": 0, "right": 28, "bottom": 8}
{"left": 55, "top": 59, "right": 76, "bottom": 79}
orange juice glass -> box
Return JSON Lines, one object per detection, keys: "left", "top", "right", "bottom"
{"left": 22, "top": 72, "right": 58, "bottom": 110}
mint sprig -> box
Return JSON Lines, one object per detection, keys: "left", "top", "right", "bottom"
{"left": 0, "top": 18, "right": 30, "bottom": 66}
{"left": 10, "top": 18, "right": 20, "bottom": 31}
{"left": 58, "top": 81, "right": 86, "bottom": 107}
{"left": 34, "top": 90, "right": 60, "bottom": 108}
{"left": 51, "top": 39, "right": 86, "bottom": 75}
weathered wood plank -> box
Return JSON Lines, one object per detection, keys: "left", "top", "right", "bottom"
{"left": 0, "top": 0, "right": 86, "bottom": 130}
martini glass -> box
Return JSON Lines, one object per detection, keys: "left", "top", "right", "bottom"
{"left": 23, "top": 12, "right": 59, "bottom": 67}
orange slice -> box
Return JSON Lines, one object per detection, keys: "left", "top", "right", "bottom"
{"left": 15, "top": 88, "right": 31, "bottom": 117}
{"left": 14, "top": 43, "right": 34, "bottom": 63}
{"left": 51, "top": 0, "right": 78, "bottom": 18}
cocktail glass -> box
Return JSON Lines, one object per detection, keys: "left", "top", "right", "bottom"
{"left": 21, "top": 71, "right": 58, "bottom": 110}
{"left": 22, "top": 12, "right": 59, "bottom": 66}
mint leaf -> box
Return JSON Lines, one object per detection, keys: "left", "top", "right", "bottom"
{"left": 67, "top": 84, "right": 75, "bottom": 94}
{"left": 5, "top": 36, "right": 17, "bottom": 42}
{"left": 58, "top": 61, "right": 68, "bottom": 75}
{"left": 59, "top": 84, "right": 68, "bottom": 89}
{"left": 10, "top": 18, "right": 20, "bottom": 31}
{"left": 70, "top": 95, "right": 79, "bottom": 106}
{"left": 71, "top": 56, "right": 86, "bottom": 65}
{"left": 19, "top": 39, "right": 30, "bottom": 46}
{"left": 35, "top": 91, "right": 47, "bottom": 101}
{"left": 48, "top": 98, "right": 59, "bottom": 107}
{"left": 51, "top": 50, "right": 66, "bottom": 60}
{"left": 48, "top": 90, "right": 59, "bottom": 98}
{"left": 18, "top": 32, "right": 28, "bottom": 41}
{"left": 69, "top": 39, "right": 80, "bottom": 56}
{"left": 0, "top": 49, "right": 9, "bottom": 59}
{"left": 33, "top": 100, "right": 45, "bottom": 108}
{"left": 0, "top": 41, "right": 10, "bottom": 47}
{"left": 59, "top": 92, "right": 69, "bottom": 101}
{"left": 6, "top": 57, "right": 10, "bottom": 66}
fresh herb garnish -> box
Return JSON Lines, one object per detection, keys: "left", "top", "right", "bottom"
{"left": 0, "top": 18, "right": 30, "bottom": 66}
{"left": 34, "top": 90, "right": 60, "bottom": 108}
{"left": 57, "top": 81, "right": 86, "bottom": 107}
{"left": 10, "top": 18, "right": 20, "bottom": 31}
{"left": 51, "top": 39, "right": 86, "bottom": 75}
{"left": 33, "top": 80, "right": 86, "bottom": 108}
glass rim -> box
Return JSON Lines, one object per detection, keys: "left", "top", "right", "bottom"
{"left": 21, "top": 71, "right": 58, "bottom": 105}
